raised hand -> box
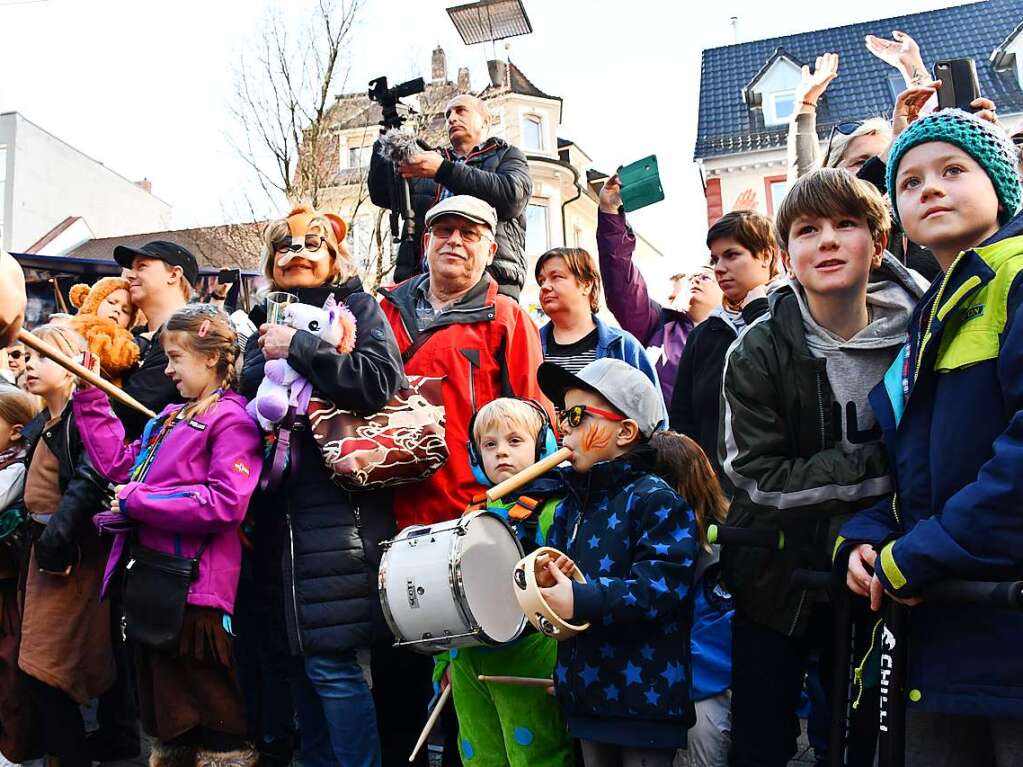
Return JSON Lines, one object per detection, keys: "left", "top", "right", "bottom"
{"left": 599, "top": 174, "right": 623, "bottom": 214}
{"left": 732, "top": 188, "right": 758, "bottom": 212}
{"left": 970, "top": 97, "right": 1001, "bottom": 128}
{"left": 892, "top": 80, "right": 941, "bottom": 142}
{"left": 795, "top": 53, "right": 839, "bottom": 112}
{"left": 865, "top": 30, "right": 927, "bottom": 86}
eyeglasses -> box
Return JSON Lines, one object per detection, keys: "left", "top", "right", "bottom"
{"left": 430, "top": 225, "right": 490, "bottom": 244}
{"left": 4, "top": 349, "right": 23, "bottom": 361}
{"left": 274, "top": 236, "right": 326, "bottom": 255}
{"left": 822, "top": 121, "right": 864, "bottom": 168}
{"left": 557, "top": 404, "right": 626, "bottom": 429}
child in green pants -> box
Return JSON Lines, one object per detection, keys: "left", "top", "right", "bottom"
{"left": 433, "top": 398, "right": 574, "bottom": 766}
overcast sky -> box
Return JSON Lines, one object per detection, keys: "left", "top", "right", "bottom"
{"left": 0, "top": 0, "right": 973, "bottom": 272}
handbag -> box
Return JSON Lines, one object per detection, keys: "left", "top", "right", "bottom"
{"left": 122, "top": 538, "right": 208, "bottom": 651}
{"left": 118, "top": 407, "right": 207, "bottom": 651}
{"left": 307, "top": 329, "right": 448, "bottom": 491}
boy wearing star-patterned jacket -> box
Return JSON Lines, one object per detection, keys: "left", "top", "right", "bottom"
{"left": 537, "top": 359, "right": 697, "bottom": 767}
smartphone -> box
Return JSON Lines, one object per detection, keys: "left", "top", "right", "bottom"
{"left": 616, "top": 155, "right": 664, "bottom": 213}
{"left": 933, "top": 59, "right": 981, "bottom": 112}
{"left": 217, "top": 268, "right": 240, "bottom": 285}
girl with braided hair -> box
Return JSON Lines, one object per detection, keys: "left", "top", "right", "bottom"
{"left": 71, "top": 304, "right": 263, "bottom": 767}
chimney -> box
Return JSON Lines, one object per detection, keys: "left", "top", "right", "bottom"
{"left": 730, "top": 16, "right": 740, "bottom": 44}
{"left": 431, "top": 45, "right": 447, "bottom": 83}
{"left": 457, "top": 66, "right": 471, "bottom": 92}
{"left": 135, "top": 178, "right": 153, "bottom": 194}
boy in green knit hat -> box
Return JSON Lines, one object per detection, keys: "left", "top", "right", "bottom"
{"left": 433, "top": 397, "right": 574, "bottom": 766}
{"left": 842, "top": 108, "right": 1023, "bottom": 762}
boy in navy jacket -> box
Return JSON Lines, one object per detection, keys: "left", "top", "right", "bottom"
{"left": 536, "top": 359, "right": 697, "bottom": 767}
{"left": 842, "top": 108, "right": 1023, "bottom": 761}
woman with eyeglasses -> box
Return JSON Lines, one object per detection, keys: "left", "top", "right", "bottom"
{"left": 236, "top": 205, "right": 404, "bottom": 767}
{"left": 596, "top": 175, "right": 723, "bottom": 408}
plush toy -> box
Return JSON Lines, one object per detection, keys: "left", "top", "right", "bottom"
{"left": 249, "top": 294, "right": 357, "bottom": 431}
{"left": 68, "top": 277, "right": 140, "bottom": 386}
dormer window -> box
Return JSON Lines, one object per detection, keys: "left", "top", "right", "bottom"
{"left": 744, "top": 48, "right": 803, "bottom": 127}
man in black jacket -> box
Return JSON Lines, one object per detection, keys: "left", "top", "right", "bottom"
{"left": 111, "top": 240, "right": 194, "bottom": 440}
{"left": 368, "top": 94, "right": 532, "bottom": 299}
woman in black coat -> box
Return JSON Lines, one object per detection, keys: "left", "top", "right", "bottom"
{"left": 237, "top": 207, "right": 404, "bottom": 767}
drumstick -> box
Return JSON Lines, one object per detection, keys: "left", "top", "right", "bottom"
{"left": 478, "top": 674, "right": 553, "bottom": 688}
{"left": 409, "top": 684, "right": 451, "bottom": 763}
{"left": 486, "top": 446, "right": 572, "bottom": 502}
{"left": 18, "top": 329, "right": 156, "bottom": 418}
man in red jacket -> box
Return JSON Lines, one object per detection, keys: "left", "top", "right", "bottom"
{"left": 380, "top": 194, "right": 550, "bottom": 530}
{"left": 377, "top": 194, "right": 549, "bottom": 766}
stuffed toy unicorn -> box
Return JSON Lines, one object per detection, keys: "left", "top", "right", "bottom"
{"left": 249, "top": 294, "right": 356, "bottom": 431}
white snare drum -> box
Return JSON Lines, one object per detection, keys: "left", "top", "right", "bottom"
{"left": 378, "top": 511, "right": 527, "bottom": 654}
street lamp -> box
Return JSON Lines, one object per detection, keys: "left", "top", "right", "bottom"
{"left": 446, "top": 0, "right": 532, "bottom": 46}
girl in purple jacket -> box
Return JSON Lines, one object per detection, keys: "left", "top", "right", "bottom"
{"left": 74, "top": 304, "right": 263, "bottom": 767}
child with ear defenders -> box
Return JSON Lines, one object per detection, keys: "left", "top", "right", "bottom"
{"left": 536, "top": 358, "right": 697, "bottom": 767}
{"left": 432, "top": 397, "right": 574, "bottom": 767}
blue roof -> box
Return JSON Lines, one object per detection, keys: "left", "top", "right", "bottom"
{"left": 695, "top": 0, "right": 1023, "bottom": 159}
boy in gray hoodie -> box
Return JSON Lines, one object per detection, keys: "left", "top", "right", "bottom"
{"left": 718, "top": 168, "right": 928, "bottom": 767}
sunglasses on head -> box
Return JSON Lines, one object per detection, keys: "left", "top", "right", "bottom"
{"left": 822, "top": 120, "right": 865, "bottom": 168}
{"left": 557, "top": 404, "right": 625, "bottom": 429}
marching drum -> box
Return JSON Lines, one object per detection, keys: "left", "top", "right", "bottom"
{"left": 378, "top": 511, "right": 527, "bottom": 654}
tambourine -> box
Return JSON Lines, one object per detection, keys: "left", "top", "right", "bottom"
{"left": 512, "top": 546, "right": 591, "bottom": 640}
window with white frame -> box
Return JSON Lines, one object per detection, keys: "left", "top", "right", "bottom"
{"left": 522, "top": 115, "right": 543, "bottom": 151}
{"left": 525, "top": 203, "right": 549, "bottom": 255}
{"left": 347, "top": 144, "right": 372, "bottom": 169}
{"left": 765, "top": 90, "right": 796, "bottom": 126}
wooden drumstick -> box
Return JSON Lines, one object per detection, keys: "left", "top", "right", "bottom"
{"left": 18, "top": 329, "right": 156, "bottom": 418}
{"left": 478, "top": 675, "right": 553, "bottom": 688}
{"left": 486, "top": 446, "right": 572, "bottom": 502}
{"left": 409, "top": 684, "right": 451, "bottom": 763}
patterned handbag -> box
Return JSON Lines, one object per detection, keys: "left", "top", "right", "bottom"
{"left": 307, "top": 375, "right": 447, "bottom": 490}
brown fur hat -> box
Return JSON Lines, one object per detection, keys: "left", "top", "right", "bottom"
{"left": 69, "top": 276, "right": 140, "bottom": 326}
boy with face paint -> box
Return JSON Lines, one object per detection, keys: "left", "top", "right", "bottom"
{"left": 535, "top": 359, "right": 697, "bottom": 767}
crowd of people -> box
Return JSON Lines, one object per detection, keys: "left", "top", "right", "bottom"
{"left": 0, "top": 26, "right": 1020, "bottom": 767}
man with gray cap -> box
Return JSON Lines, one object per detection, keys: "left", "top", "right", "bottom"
{"left": 534, "top": 357, "right": 695, "bottom": 766}
{"left": 376, "top": 194, "right": 548, "bottom": 765}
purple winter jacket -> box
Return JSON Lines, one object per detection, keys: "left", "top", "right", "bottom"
{"left": 597, "top": 210, "right": 694, "bottom": 405}
{"left": 73, "top": 386, "right": 262, "bottom": 615}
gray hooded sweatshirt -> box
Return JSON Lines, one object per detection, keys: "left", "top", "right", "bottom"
{"left": 790, "top": 253, "right": 929, "bottom": 453}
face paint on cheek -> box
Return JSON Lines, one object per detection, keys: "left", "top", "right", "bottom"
{"left": 582, "top": 424, "right": 613, "bottom": 452}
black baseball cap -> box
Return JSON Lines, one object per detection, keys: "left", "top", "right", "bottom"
{"left": 113, "top": 240, "right": 199, "bottom": 284}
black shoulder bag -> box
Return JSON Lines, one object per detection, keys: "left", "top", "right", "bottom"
{"left": 120, "top": 409, "right": 210, "bottom": 651}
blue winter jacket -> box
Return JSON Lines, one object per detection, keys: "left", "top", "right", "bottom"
{"left": 840, "top": 213, "right": 1023, "bottom": 719}
{"left": 547, "top": 447, "right": 697, "bottom": 749}
{"left": 539, "top": 315, "right": 668, "bottom": 426}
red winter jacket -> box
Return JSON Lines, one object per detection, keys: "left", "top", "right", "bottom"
{"left": 380, "top": 274, "right": 551, "bottom": 529}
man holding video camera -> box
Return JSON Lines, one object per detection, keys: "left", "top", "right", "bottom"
{"left": 369, "top": 94, "right": 532, "bottom": 300}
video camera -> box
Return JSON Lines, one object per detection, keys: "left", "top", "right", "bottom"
{"left": 367, "top": 76, "right": 427, "bottom": 245}
{"left": 368, "top": 76, "right": 426, "bottom": 131}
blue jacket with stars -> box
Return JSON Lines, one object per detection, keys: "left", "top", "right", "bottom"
{"left": 547, "top": 446, "right": 698, "bottom": 749}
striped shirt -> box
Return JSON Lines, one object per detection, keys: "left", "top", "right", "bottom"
{"left": 543, "top": 327, "right": 598, "bottom": 374}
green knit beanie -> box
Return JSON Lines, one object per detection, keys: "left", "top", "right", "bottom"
{"left": 886, "top": 108, "right": 1021, "bottom": 228}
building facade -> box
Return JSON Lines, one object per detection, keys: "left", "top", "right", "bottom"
{"left": 0, "top": 112, "right": 172, "bottom": 254}
{"left": 695, "top": 0, "right": 1023, "bottom": 225}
